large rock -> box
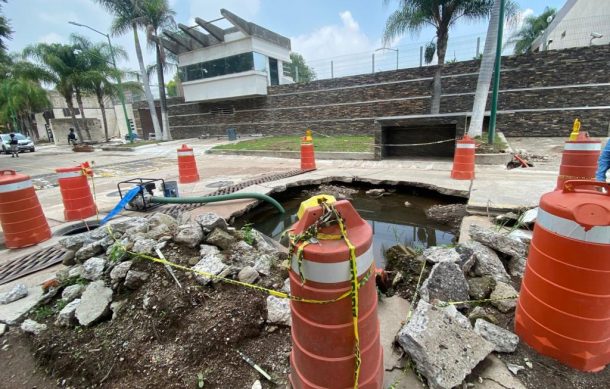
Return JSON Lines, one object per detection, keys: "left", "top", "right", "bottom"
{"left": 463, "top": 241, "right": 510, "bottom": 282}
{"left": 110, "top": 260, "right": 133, "bottom": 286}
{"left": 68, "top": 265, "right": 84, "bottom": 279}
{"left": 55, "top": 299, "right": 80, "bottom": 327}
{"left": 58, "top": 229, "right": 107, "bottom": 252}
{"left": 21, "top": 319, "right": 47, "bottom": 335}
{"left": 508, "top": 256, "right": 527, "bottom": 278}
{"left": 238, "top": 266, "right": 259, "bottom": 284}
{"left": 266, "top": 295, "right": 291, "bottom": 326}
{"left": 124, "top": 270, "right": 149, "bottom": 289}
{"left": 81, "top": 257, "right": 106, "bottom": 281}
{"left": 398, "top": 300, "right": 493, "bottom": 389}
{"left": 420, "top": 262, "right": 469, "bottom": 305}
{"left": 174, "top": 223, "right": 204, "bottom": 248}
{"left": 195, "top": 213, "right": 228, "bottom": 233}
{"left": 423, "top": 246, "right": 474, "bottom": 273}
{"left": 490, "top": 282, "right": 518, "bottom": 313}
{"left": 469, "top": 225, "right": 527, "bottom": 258}
{"left": 108, "top": 217, "right": 149, "bottom": 235}
{"left": 467, "top": 276, "right": 496, "bottom": 300}
{"left": 148, "top": 213, "right": 178, "bottom": 230}
{"left": 205, "top": 227, "right": 236, "bottom": 250}
{"left": 61, "top": 284, "right": 85, "bottom": 303}
{"left": 397, "top": 300, "right": 494, "bottom": 389}
{"left": 0, "top": 283, "right": 28, "bottom": 304}
{"left": 132, "top": 238, "right": 157, "bottom": 255}
{"left": 75, "top": 240, "right": 104, "bottom": 262}
{"left": 474, "top": 319, "right": 519, "bottom": 353}
{"left": 75, "top": 280, "right": 113, "bottom": 326}
{"left": 146, "top": 224, "right": 174, "bottom": 240}
{"left": 192, "top": 253, "right": 227, "bottom": 286}
{"left": 61, "top": 250, "right": 76, "bottom": 266}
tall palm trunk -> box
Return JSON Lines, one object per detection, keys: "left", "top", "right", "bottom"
{"left": 75, "top": 88, "right": 92, "bottom": 140}
{"left": 65, "top": 96, "right": 84, "bottom": 141}
{"left": 96, "top": 89, "right": 109, "bottom": 142}
{"left": 431, "top": 28, "right": 448, "bottom": 114}
{"left": 133, "top": 24, "right": 162, "bottom": 140}
{"left": 468, "top": 0, "right": 502, "bottom": 137}
{"left": 155, "top": 40, "right": 171, "bottom": 140}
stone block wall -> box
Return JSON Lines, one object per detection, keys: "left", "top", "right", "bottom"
{"left": 50, "top": 118, "right": 105, "bottom": 145}
{"left": 133, "top": 45, "right": 610, "bottom": 139}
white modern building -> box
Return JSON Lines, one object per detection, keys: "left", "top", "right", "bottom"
{"left": 160, "top": 9, "right": 293, "bottom": 102}
{"left": 532, "top": 0, "right": 610, "bottom": 51}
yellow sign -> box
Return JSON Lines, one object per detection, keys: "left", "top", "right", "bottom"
{"left": 297, "top": 194, "right": 336, "bottom": 220}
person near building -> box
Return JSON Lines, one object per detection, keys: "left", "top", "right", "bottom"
{"left": 596, "top": 140, "right": 610, "bottom": 183}
{"left": 9, "top": 133, "right": 19, "bottom": 158}
{"left": 68, "top": 128, "right": 78, "bottom": 146}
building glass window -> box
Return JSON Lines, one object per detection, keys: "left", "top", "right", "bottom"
{"left": 253, "top": 52, "right": 268, "bottom": 73}
{"left": 180, "top": 52, "right": 257, "bottom": 82}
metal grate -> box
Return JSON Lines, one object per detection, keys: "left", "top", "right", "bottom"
{"left": 0, "top": 245, "right": 66, "bottom": 286}
{"left": 157, "top": 169, "right": 314, "bottom": 219}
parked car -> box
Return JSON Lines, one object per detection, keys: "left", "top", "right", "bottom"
{"left": 0, "top": 133, "right": 36, "bottom": 153}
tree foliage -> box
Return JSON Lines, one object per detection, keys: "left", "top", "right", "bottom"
{"left": 508, "top": 7, "right": 556, "bottom": 55}
{"left": 287, "top": 52, "right": 316, "bottom": 83}
{"left": 0, "top": 0, "right": 12, "bottom": 54}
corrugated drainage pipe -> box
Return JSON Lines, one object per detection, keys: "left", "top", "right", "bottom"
{"left": 150, "top": 192, "right": 285, "bottom": 214}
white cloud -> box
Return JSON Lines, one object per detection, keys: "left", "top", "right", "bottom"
{"left": 38, "top": 32, "right": 65, "bottom": 44}
{"left": 291, "top": 11, "right": 374, "bottom": 62}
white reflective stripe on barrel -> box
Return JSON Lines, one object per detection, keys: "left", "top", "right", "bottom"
{"left": 291, "top": 245, "right": 374, "bottom": 283}
{"left": 456, "top": 143, "right": 475, "bottom": 149}
{"left": 537, "top": 208, "right": 610, "bottom": 244}
{"left": 564, "top": 143, "right": 601, "bottom": 151}
{"left": 57, "top": 171, "right": 83, "bottom": 179}
{"left": 177, "top": 151, "right": 194, "bottom": 156}
{"left": 0, "top": 179, "right": 33, "bottom": 193}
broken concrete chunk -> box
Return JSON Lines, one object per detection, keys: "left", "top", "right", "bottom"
{"left": 108, "top": 217, "right": 149, "bottom": 235}
{"left": 468, "top": 306, "right": 498, "bottom": 325}
{"left": 0, "top": 283, "right": 28, "bottom": 305}
{"left": 192, "top": 254, "right": 227, "bottom": 285}
{"left": 238, "top": 266, "right": 259, "bottom": 284}
{"left": 490, "top": 282, "right": 518, "bottom": 313}
{"left": 0, "top": 323, "right": 6, "bottom": 336}
{"left": 396, "top": 300, "right": 494, "bottom": 389}
{"left": 58, "top": 231, "right": 97, "bottom": 252}
{"left": 110, "top": 260, "right": 133, "bottom": 286}
{"left": 508, "top": 256, "right": 527, "bottom": 279}
{"left": 68, "top": 265, "right": 84, "bottom": 279}
{"left": 75, "top": 280, "right": 113, "bottom": 326}
{"left": 469, "top": 225, "right": 527, "bottom": 258}
{"left": 75, "top": 240, "right": 104, "bottom": 262}
{"left": 174, "top": 223, "right": 204, "bottom": 248}
{"left": 195, "top": 212, "right": 228, "bottom": 233}
{"left": 61, "top": 284, "right": 85, "bottom": 303}
{"left": 148, "top": 213, "right": 178, "bottom": 231}
{"left": 205, "top": 227, "right": 236, "bottom": 250}
{"left": 474, "top": 319, "right": 519, "bottom": 353}
{"left": 55, "top": 299, "right": 81, "bottom": 327}
{"left": 266, "top": 295, "right": 291, "bottom": 326}
{"left": 21, "top": 319, "right": 47, "bottom": 335}
{"left": 463, "top": 241, "right": 510, "bottom": 282}
{"left": 508, "top": 229, "right": 533, "bottom": 244}
{"left": 81, "top": 257, "right": 107, "bottom": 281}
{"left": 420, "top": 262, "right": 469, "bottom": 305}
{"left": 422, "top": 246, "right": 461, "bottom": 264}
{"left": 521, "top": 207, "right": 538, "bottom": 226}
{"left": 467, "top": 276, "right": 496, "bottom": 300}
{"left": 132, "top": 238, "right": 157, "bottom": 255}
{"left": 124, "top": 270, "right": 149, "bottom": 289}
{"left": 61, "top": 250, "right": 76, "bottom": 266}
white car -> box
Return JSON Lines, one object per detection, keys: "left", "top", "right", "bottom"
{"left": 0, "top": 133, "right": 36, "bottom": 154}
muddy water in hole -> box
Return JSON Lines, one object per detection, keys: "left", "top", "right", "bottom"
{"left": 236, "top": 187, "right": 459, "bottom": 267}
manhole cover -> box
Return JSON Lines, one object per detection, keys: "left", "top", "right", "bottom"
{"left": 206, "top": 180, "right": 234, "bottom": 188}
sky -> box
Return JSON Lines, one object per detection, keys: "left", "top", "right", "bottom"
{"left": 3, "top": 0, "right": 568, "bottom": 81}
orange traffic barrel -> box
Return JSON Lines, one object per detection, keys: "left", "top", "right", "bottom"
{"left": 177, "top": 144, "right": 200, "bottom": 183}
{"left": 300, "top": 136, "right": 316, "bottom": 171}
{"left": 0, "top": 170, "right": 51, "bottom": 249}
{"left": 450, "top": 135, "right": 475, "bottom": 180}
{"left": 555, "top": 132, "right": 601, "bottom": 190}
{"left": 56, "top": 165, "right": 97, "bottom": 221}
{"left": 515, "top": 180, "right": 610, "bottom": 372}
{"left": 289, "top": 197, "right": 383, "bottom": 389}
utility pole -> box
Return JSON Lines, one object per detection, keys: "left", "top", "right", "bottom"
{"left": 69, "top": 21, "right": 134, "bottom": 143}
{"left": 488, "top": 0, "right": 505, "bottom": 145}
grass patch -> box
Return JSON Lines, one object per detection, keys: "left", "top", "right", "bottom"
{"left": 474, "top": 132, "right": 508, "bottom": 153}
{"left": 213, "top": 135, "right": 374, "bottom": 153}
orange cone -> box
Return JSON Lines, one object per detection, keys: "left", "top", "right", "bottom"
{"left": 177, "top": 144, "right": 200, "bottom": 183}
{"left": 555, "top": 132, "right": 601, "bottom": 190}
{"left": 0, "top": 170, "right": 51, "bottom": 248}
{"left": 56, "top": 165, "right": 97, "bottom": 221}
{"left": 451, "top": 136, "right": 476, "bottom": 180}
{"left": 515, "top": 180, "right": 610, "bottom": 372}
{"left": 289, "top": 198, "right": 383, "bottom": 388}
{"left": 300, "top": 131, "right": 316, "bottom": 171}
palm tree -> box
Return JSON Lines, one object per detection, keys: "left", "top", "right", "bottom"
{"left": 142, "top": 0, "right": 175, "bottom": 140}
{"left": 24, "top": 43, "right": 89, "bottom": 141}
{"left": 0, "top": 0, "right": 12, "bottom": 55}
{"left": 383, "top": 0, "right": 516, "bottom": 114}
{"left": 95, "top": 0, "right": 163, "bottom": 140}
{"left": 467, "top": 0, "right": 502, "bottom": 138}
{"left": 508, "top": 7, "right": 555, "bottom": 54}
{"left": 0, "top": 78, "right": 50, "bottom": 138}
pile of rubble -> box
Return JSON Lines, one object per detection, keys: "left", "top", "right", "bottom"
{"left": 9, "top": 212, "right": 294, "bottom": 387}
{"left": 393, "top": 222, "right": 531, "bottom": 389}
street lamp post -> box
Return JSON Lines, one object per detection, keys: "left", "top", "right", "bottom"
{"left": 487, "top": 0, "right": 505, "bottom": 145}
{"left": 68, "top": 21, "right": 134, "bottom": 143}
{"left": 374, "top": 47, "right": 399, "bottom": 72}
